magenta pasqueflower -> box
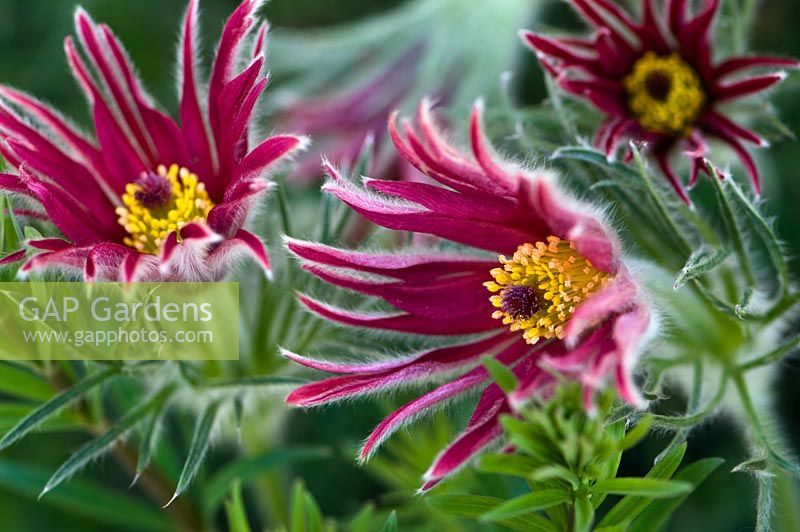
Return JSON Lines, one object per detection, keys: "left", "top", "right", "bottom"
{"left": 521, "top": 0, "right": 799, "bottom": 203}
{"left": 0, "top": 0, "right": 306, "bottom": 280}
{"left": 280, "top": 44, "right": 426, "bottom": 184}
{"left": 284, "top": 101, "right": 653, "bottom": 490}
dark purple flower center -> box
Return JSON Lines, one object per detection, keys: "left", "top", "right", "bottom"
{"left": 644, "top": 71, "right": 672, "bottom": 101}
{"left": 500, "top": 285, "right": 542, "bottom": 320}
{"left": 133, "top": 171, "right": 173, "bottom": 207}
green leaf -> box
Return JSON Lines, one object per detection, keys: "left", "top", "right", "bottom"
{"left": 202, "top": 375, "right": 309, "bottom": 389}
{"left": 23, "top": 226, "right": 43, "bottom": 241}
{"left": 0, "top": 362, "right": 55, "bottom": 402}
{"left": 303, "top": 488, "right": 326, "bottom": 532}
{"left": 732, "top": 458, "right": 771, "bottom": 474}
{"left": 725, "top": 177, "right": 790, "bottom": 294}
{"left": 529, "top": 465, "right": 581, "bottom": 491}
{"left": 598, "top": 443, "right": 686, "bottom": 527}
{"left": 551, "top": 146, "right": 640, "bottom": 183}
{"left": 224, "top": 481, "right": 252, "bottom": 532}
{"left": 482, "top": 489, "right": 570, "bottom": 521}
{"left": 291, "top": 480, "right": 306, "bottom": 532}
{"left": 481, "top": 355, "right": 518, "bottom": 394}
{"left": 629, "top": 457, "right": 724, "bottom": 532}
{"left": 0, "top": 367, "right": 120, "bottom": 451}
{"left": 203, "top": 446, "right": 332, "bottom": 511}
{"left": 233, "top": 393, "right": 245, "bottom": 440}
{"left": 0, "top": 459, "right": 170, "bottom": 531}
{"left": 573, "top": 497, "right": 594, "bottom": 532}
{"left": 673, "top": 246, "right": 729, "bottom": 290}
{"left": 501, "top": 417, "right": 560, "bottom": 463}
{"left": 594, "top": 525, "right": 629, "bottom": 532}
{"left": 478, "top": 453, "right": 540, "bottom": 477}
{"left": 0, "top": 194, "right": 23, "bottom": 252}
{"left": 167, "top": 399, "right": 221, "bottom": 506}
{"left": 0, "top": 403, "right": 80, "bottom": 433}
{"left": 42, "top": 386, "right": 173, "bottom": 497}
{"left": 378, "top": 510, "right": 398, "bottom": 532}
{"left": 426, "top": 494, "right": 558, "bottom": 532}
{"left": 349, "top": 503, "right": 376, "bottom": 532}
{"left": 133, "top": 392, "right": 171, "bottom": 486}
{"left": 620, "top": 414, "right": 653, "bottom": 451}
{"left": 589, "top": 478, "right": 692, "bottom": 497}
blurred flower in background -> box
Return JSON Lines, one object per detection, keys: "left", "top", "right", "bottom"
{"left": 285, "top": 101, "right": 653, "bottom": 490}
{"left": 270, "top": 0, "right": 535, "bottom": 183}
{"left": 522, "top": 0, "right": 798, "bottom": 203}
{"left": 0, "top": 0, "right": 305, "bottom": 280}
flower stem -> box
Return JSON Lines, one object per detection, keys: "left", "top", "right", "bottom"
{"left": 732, "top": 370, "right": 800, "bottom": 476}
{"left": 738, "top": 335, "right": 800, "bottom": 372}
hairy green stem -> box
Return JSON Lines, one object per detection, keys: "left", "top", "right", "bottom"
{"left": 739, "top": 335, "right": 800, "bottom": 372}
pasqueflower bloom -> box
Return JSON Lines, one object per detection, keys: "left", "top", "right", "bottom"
{"left": 285, "top": 101, "right": 653, "bottom": 490}
{"left": 0, "top": 0, "right": 305, "bottom": 280}
{"left": 281, "top": 44, "right": 425, "bottom": 184}
{"left": 521, "top": 0, "right": 799, "bottom": 203}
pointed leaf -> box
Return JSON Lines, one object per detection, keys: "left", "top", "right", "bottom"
{"left": 203, "top": 446, "right": 332, "bottom": 511}
{"left": 478, "top": 453, "right": 540, "bottom": 477}
{"left": 303, "top": 488, "right": 325, "bottom": 532}
{"left": 573, "top": 497, "right": 594, "bottom": 532}
{"left": 598, "top": 443, "right": 686, "bottom": 527}
{"left": 224, "top": 481, "right": 252, "bottom": 532}
{"left": 0, "top": 367, "right": 120, "bottom": 451}
{"left": 482, "top": 489, "right": 570, "bottom": 521}
{"left": 349, "top": 503, "right": 376, "bottom": 532}
{"left": 378, "top": 510, "right": 398, "bottom": 532}
{"left": 732, "top": 458, "right": 770, "bottom": 474}
{"left": 133, "top": 394, "right": 171, "bottom": 484}
{"left": 0, "top": 195, "right": 23, "bottom": 252}
{"left": 725, "top": 177, "right": 790, "bottom": 294}
{"left": 673, "top": 246, "right": 729, "bottom": 290}
{"left": 202, "top": 375, "right": 309, "bottom": 388}
{"left": 426, "top": 494, "right": 558, "bottom": 532}
{"left": 0, "top": 459, "right": 170, "bottom": 531}
{"left": 167, "top": 400, "right": 221, "bottom": 505}
{"left": 629, "top": 458, "right": 724, "bottom": 532}
{"left": 589, "top": 478, "right": 692, "bottom": 497}
{"left": 42, "top": 386, "right": 173, "bottom": 497}
{"left": 0, "top": 362, "right": 55, "bottom": 402}
{"left": 482, "top": 355, "right": 518, "bottom": 394}
{"left": 291, "top": 480, "right": 306, "bottom": 532}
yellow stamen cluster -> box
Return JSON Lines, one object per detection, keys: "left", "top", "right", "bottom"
{"left": 116, "top": 164, "right": 213, "bottom": 254}
{"left": 484, "top": 237, "right": 610, "bottom": 344}
{"left": 624, "top": 52, "right": 706, "bottom": 136}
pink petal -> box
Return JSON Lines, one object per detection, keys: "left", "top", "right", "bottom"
{"left": 0, "top": 249, "right": 25, "bottom": 266}
{"left": 282, "top": 332, "right": 511, "bottom": 374}
{"left": 178, "top": 0, "right": 215, "bottom": 183}
{"left": 301, "top": 263, "right": 491, "bottom": 320}
{"left": 0, "top": 86, "right": 105, "bottom": 176}
{"left": 207, "top": 228, "right": 272, "bottom": 277}
{"left": 208, "top": 179, "right": 270, "bottom": 236}
{"left": 421, "top": 397, "right": 507, "bottom": 490}
{"left": 358, "top": 340, "right": 531, "bottom": 461}
{"left": 285, "top": 237, "right": 493, "bottom": 283}
{"left": 655, "top": 151, "right": 692, "bottom": 205}
{"left": 714, "top": 73, "right": 788, "bottom": 101}
{"left": 564, "top": 275, "right": 638, "bottom": 346}
{"left": 297, "top": 293, "right": 499, "bottom": 335}
{"left": 714, "top": 56, "right": 800, "bottom": 78}
{"left": 74, "top": 9, "right": 158, "bottom": 165}
{"left": 235, "top": 135, "right": 307, "bottom": 181}
{"left": 612, "top": 306, "right": 651, "bottom": 407}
